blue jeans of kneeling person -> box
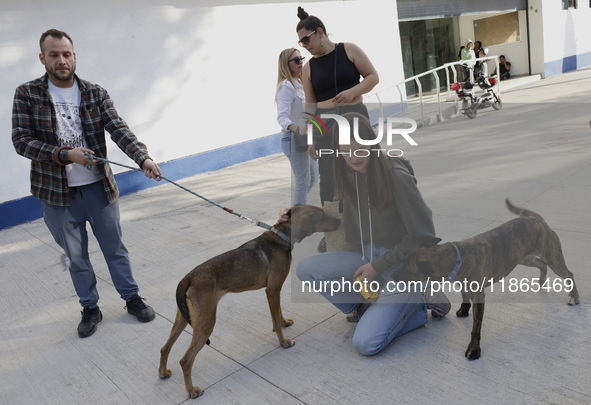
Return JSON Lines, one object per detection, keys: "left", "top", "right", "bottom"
{"left": 296, "top": 243, "right": 428, "bottom": 355}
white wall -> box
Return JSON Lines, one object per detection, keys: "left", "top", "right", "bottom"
{"left": 540, "top": 0, "right": 591, "bottom": 65}
{"left": 0, "top": 0, "right": 404, "bottom": 205}
{"left": 528, "top": 0, "right": 591, "bottom": 77}
{"left": 527, "top": 0, "right": 545, "bottom": 77}
{"left": 458, "top": 10, "right": 529, "bottom": 77}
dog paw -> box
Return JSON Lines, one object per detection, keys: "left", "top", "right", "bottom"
{"left": 568, "top": 296, "right": 580, "bottom": 306}
{"left": 456, "top": 308, "right": 470, "bottom": 317}
{"left": 282, "top": 317, "right": 294, "bottom": 327}
{"left": 188, "top": 387, "right": 204, "bottom": 398}
{"left": 159, "top": 369, "right": 171, "bottom": 379}
{"left": 281, "top": 339, "right": 295, "bottom": 348}
{"left": 465, "top": 345, "right": 481, "bottom": 360}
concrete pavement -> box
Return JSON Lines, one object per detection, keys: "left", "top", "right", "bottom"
{"left": 1, "top": 67, "right": 591, "bottom": 405}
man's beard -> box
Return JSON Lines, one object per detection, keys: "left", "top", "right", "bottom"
{"left": 46, "top": 63, "right": 76, "bottom": 83}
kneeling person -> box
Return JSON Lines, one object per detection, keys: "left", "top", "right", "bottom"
{"left": 280, "top": 113, "right": 450, "bottom": 356}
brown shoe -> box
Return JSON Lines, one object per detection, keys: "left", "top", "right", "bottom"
{"left": 346, "top": 303, "right": 370, "bottom": 322}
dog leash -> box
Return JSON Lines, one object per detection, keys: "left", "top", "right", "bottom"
{"left": 83, "top": 153, "right": 292, "bottom": 244}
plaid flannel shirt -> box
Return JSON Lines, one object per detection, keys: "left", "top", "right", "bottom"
{"left": 12, "top": 74, "right": 152, "bottom": 206}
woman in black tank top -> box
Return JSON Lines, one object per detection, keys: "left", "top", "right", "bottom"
{"left": 309, "top": 43, "right": 362, "bottom": 103}
{"left": 296, "top": 7, "right": 379, "bottom": 251}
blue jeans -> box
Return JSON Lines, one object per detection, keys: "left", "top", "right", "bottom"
{"left": 281, "top": 131, "right": 318, "bottom": 205}
{"left": 296, "top": 243, "right": 428, "bottom": 355}
{"left": 42, "top": 181, "right": 139, "bottom": 308}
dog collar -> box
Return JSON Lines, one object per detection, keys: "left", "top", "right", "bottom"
{"left": 253, "top": 220, "right": 292, "bottom": 246}
{"left": 445, "top": 244, "right": 462, "bottom": 282}
{"left": 270, "top": 226, "right": 292, "bottom": 246}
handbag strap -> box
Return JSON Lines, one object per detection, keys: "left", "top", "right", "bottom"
{"left": 334, "top": 43, "right": 339, "bottom": 96}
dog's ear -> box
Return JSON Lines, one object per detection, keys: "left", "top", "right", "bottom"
{"left": 417, "top": 261, "right": 434, "bottom": 276}
{"left": 289, "top": 205, "right": 305, "bottom": 218}
{"left": 290, "top": 207, "right": 315, "bottom": 243}
{"left": 420, "top": 237, "right": 441, "bottom": 249}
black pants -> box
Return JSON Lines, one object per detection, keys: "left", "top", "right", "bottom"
{"left": 315, "top": 103, "right": 370, "bottom": 206}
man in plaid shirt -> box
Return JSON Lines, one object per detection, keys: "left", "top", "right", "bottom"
{"left": 12, "top": 29, "right": 162, "bottom": 338}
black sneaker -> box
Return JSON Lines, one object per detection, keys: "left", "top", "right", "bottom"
{"left": 346, "top": 302, "right": 371, "bottom": 322}
{"left": 317, "top": 237, "right": 327, "bottom": 253}
{"left": 78, "top": 306, "right": 102, "bottom": 338}
{"left": 423, "top": 286, "right": 451, "bottom": 319}
{"left": 125, "top": 295, "right": 155, "bottom": 323}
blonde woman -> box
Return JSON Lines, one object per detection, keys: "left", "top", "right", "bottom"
{"left": 276, "top": 48, "right": 318, "bottom": 205}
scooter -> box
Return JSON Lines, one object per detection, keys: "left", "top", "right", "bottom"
{"left": 452, "top": 75, "right": 477, "bottom": 118}
{"left": 452, "top": 55, "right": 502, "bottom": 119}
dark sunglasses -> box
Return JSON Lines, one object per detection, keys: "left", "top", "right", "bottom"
{"left": 298, "top": 30, "right": 316, "bottom": 47}
{"left": 289, "top": 56, "right": 305, "bottom": 64}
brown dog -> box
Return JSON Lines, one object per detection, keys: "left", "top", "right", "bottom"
{"left": 394, "top": 198, "right": 580, "bottom": 360}
{"left": 158, "top": 204, "right": 340, "bottom": 398}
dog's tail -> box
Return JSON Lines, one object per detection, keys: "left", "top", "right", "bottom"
{"left": 505, "top": 198, "right": 543, "bottom": 219}
{"left": 176, "top": 277, "right": 192, "bottom": 325}
{"left": 175, "top": 277, "right": 211, "bottom": 346}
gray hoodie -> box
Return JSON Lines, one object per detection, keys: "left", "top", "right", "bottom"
{"left": 343, "top": 158, "right": 436, "bottom": 275}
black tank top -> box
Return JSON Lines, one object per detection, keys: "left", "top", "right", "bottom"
{"left": 309, "top": 43, "right": 361, "bottom": 102}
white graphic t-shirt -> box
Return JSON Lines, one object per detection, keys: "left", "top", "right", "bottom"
{"left": 47, "top": 80, "right": 102, "bottom": 187}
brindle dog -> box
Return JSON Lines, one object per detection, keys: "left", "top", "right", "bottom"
{"left": 394, "top": 199, "right": 580, "bottom": 360}
{"left": 158, "top": 204, "right": 340, "bottom": 398}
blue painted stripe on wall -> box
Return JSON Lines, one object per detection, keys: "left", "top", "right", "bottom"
{"left": 0, "top": 197, "right": 44, "bottom": 230}
{"left": 545, "top": 51, "right": 591, "bottom": 77}
{"left": 0, "top": 133, "right": 282, "bottom": 231}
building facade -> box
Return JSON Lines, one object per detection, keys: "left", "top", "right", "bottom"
{"left": 1, "top": 0, "right": 589, "bottom": 229}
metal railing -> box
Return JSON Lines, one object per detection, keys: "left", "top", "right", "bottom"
{"left": 367, "top": 55, "right": 500, "bottom": 127}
